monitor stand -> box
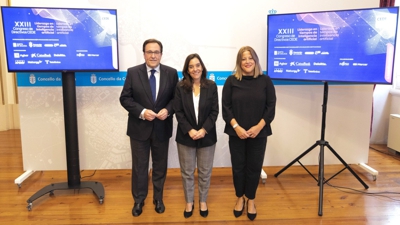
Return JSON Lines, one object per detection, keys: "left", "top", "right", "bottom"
{"left": 26, "top": 72, "right": 105, "bottom": 211}
{"left": 274, "top": 81, "right": 369, "bottom": 216}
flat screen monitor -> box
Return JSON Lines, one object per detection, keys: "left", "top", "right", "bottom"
{"left": 1, "top": 6, "right": 119, "bottom": 72}
{"left": 267, "top": 7, "right": 399, "bottom": 84}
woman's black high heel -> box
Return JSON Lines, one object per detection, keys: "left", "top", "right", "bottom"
{"left": 246, "top": 199, "right": 257, "bottom": 221}
{"left": 184, "top": 202, "right": 194, "bottom": 218}
{"left": 233, "top": 197, "right": 245, "bottom": 217}
{"left": 199, "top": 202, "right": 208, "bottom": 218}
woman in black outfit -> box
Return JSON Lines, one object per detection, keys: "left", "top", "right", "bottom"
{"left": 222, "top": 46, "right": 276, "bottom": 221}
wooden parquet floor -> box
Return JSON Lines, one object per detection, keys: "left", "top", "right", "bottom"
{"left": 1, "top": 129, "right": 400, "bottom": 224}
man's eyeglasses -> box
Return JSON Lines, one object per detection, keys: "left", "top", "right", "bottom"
{"left": 145, "top": 51, "right": 161, "bottom": 55}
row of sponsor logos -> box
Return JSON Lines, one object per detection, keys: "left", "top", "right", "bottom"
{"left": 274, "top": 50, "right": 329, "bottom": 56}
{"left": 273, "top": 61, "right": 368, "bottom": 67}
{"left": 13, "top": 42, "right": 67, "bottom": 48}
{"left": 274, "top": 62, "right": 368, "bottom": 74}
{"left": 274, "top": 68, "right": 320, "bottom": 74}
{"left": 14, "top": 53, "right": 100, "bottom": 59}
{"left": 15, "top": 60, "right": 61, "bottom": 65}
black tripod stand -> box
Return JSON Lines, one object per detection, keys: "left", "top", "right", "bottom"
{"left": 274, "top": 81, "right": 369, "bottom": 216}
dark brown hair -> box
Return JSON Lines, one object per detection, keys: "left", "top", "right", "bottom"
{"left": 181, "top": 53, "right": 209, "bottom": 92}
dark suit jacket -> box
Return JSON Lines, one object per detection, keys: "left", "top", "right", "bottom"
{"left": 120, "top": 63, "right": 178, "bottom": 142}
{"left": 173, "top": 80, "right": 219, "bottom": 148}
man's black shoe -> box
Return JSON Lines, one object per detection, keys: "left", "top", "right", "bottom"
{"left": 153, "top": 200, "right": 165, "bottom": 213}
{"left": 132, "top": 202, "right": 144, "bottom": 217}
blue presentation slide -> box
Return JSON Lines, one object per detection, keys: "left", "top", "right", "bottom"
{"left": 267, "top": 7, "right": 399, "bottom": 84}
{"left": 1, "top": 7, "right": 119, "bottom": 71}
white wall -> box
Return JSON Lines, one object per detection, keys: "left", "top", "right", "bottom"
{"left": 390, "top": 90, "right": 400, "bottom": 113}
{"left": 371, "top": 1, "right": 400, "bottom": 144}
{"left": 11, "top": 0, "right": 380, "bottom": 170}
{"left": 371, "top": 85, "right": 392, "bottom": 144}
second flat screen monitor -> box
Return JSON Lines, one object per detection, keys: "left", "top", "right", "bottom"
{"left": 267, "top": 7, "right": 399, "bottom": 84}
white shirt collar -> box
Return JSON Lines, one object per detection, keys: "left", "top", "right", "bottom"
{"left": 146, "top": 65, "right": 160, "bottom": 73}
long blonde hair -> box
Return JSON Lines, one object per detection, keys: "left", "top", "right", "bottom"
{"left": 233, "top": 46, "right": 263, "bottom": 81}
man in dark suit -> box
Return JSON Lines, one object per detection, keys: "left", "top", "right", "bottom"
{"left": 120, "top": 39, "right": 178, "bottom": 217}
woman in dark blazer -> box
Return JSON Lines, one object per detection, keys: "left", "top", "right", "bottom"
{"left": 173, "top": 53, "right": 219, "bottom": 218}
